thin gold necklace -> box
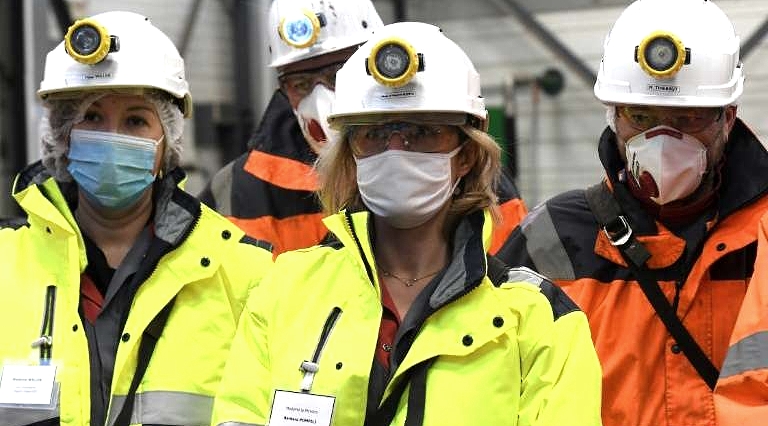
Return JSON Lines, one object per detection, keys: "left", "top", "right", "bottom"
{"left": 378, "top": 266, "right": 442, "bottom": 287}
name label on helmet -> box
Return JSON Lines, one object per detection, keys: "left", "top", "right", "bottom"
{"left": 369, "top": 83, "right": 418, "bottom": 108}
{"left": 647, "top": 83, "right": 680, "bottom": 95}
{"left": 380, "top": 90, "right": 416, "bottom": 99}
{"left": 65, "top": 70, "right": 115, "bottom": 83}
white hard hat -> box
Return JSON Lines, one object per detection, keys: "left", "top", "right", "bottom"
{"left": 38, "top": 11, "right": 192, "bottom": 117}
{"left": 329, "top": 22, "right": 487, "bottom": 129}
{"left": 594, "top": 0, "right": 743, "bottom": 107}
{"left": 267, "top": 0, "right": 383, "bottom": 69}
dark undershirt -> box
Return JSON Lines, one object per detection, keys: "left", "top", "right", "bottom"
{"left": 82, "top": 233, "right": 115, "bottom": 296}
{"left": 80, "top": 231, "right": 143, "bottom": 426}
{"left": 366, "top": 271, "right": 446, "bottom": 421}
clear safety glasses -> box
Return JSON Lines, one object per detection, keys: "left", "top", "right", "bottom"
{"left": 345, "top": 122, "right": 462, "bottom": 158}
{"left": 617, "top": 105, "right": 725, "bottom": 134}
{"left": 278, "top": 62, "right": 344, "bottom": 98}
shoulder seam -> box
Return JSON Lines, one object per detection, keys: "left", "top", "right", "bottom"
{"left": 504, "top": 267, "right": 580, "bottom": 321}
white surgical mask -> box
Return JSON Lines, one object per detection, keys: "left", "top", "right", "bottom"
{"left": 355, "top": 146, "right": 462, "bottom": 229}
{"left": 625, "top": 125, "right": 707, "bottom": 205}
{"left": 294, "top": 84, "right": 340, "bottom": 154}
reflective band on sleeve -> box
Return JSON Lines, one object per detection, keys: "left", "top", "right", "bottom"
{"left": 505, "top": 266, "right": 580, "bottom": 320}
{"left": 217, "top": 422, "right": 265, "bottom": 426}
{"left": 720, "top": 331, "right": 768, "bottom": 379}
{"left": 0, "top": 406, "right": 58, "bottom": 425}
{"left": 107, "top": 390, "right": 213, "bottom": 426}
{"left": 506, "top": 267, "right": 546, "bottom": 287}
{"left": 521, "top": 207, "right": 576, "bottom": 280}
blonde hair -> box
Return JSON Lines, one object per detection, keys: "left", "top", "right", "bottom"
{"left": 316, "top": 122, "right": 502, "bottom": 225}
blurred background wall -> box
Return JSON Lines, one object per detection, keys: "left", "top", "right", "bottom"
{"left": 2, "top": 0, "right": 767, "bottom": 217}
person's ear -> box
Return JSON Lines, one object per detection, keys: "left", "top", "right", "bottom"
{"left": 454, "top": 142, "right": 475, "bottom": 179}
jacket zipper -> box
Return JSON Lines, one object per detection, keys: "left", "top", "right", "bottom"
{"left": 300, "top": 306, "right": 343, "bottom": 392}
{"left": 344, "top": 210, "right": 375, "bottom": 283}
{"left": 31, "top": 285, "right": 57, "bottom": 364}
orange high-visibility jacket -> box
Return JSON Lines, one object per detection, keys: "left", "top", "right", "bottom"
{"left": 497, "top": 119, "right": 768, "bottom": 426}
{"left": 199, "top": 90, "right": 527, "bottom": 257}
{"left": 713, "top": 210, "right": 768, "bottom": 425}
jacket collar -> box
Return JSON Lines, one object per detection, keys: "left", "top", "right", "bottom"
{"left": 594, "top": 119, "right": 768, "bottom": 268}
{"left": 322, "top": 209, "right": 492, "bottom": 307}
{"left": 716, "top": 119, "right": 768, "bottom": 217}
{"left": 13, "top": 162, "right": 201, "bottom": 249}
{"left": 598, "top": 118, "right": 768, "bottom": 231}
{"left": 247, "top": 89, "right": 317, "bottom": 165}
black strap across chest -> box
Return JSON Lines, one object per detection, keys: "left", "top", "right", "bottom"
{"left": 111, "top": 297, "right": 176, "bottom": 426}
{"left": 584, "top": 182, "right": 719, "bottom": 389}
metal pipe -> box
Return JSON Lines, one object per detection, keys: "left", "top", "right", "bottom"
{"left": 503, "top": 75, "right": 518, "bottom": 178}
{"left": 23, "top": 0, "right": 38, "bottom": 168}
{"left": 0, "top": 0, "right": 27, "bottom": 216}
{"left": 47, "top": 0, "right": 72, "bottom": 36}
{"left": 393, "top": 0, "right": 406, "bottom": 22}
{"left": 177, "top": 0, "right": 203, "bottom": 57}
{"left": 741, "top": 17, "right": 768, "bottom": 60}
{"left": 489, "top": 0, "right": 597, "bottom": 89}
{"left": 528, "top": 82, "right": 541, "bottom": 205}
{"left": 232, "top": 0, "right": 255, "bottom": 154}
{"left": 252, "top": 0, "right": 273, "bottom": 122}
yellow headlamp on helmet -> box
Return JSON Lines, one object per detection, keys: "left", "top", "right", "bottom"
{"left": 64, "top": 17, "right": 119, "bottom": 65}
{"left": 366, "top": 37, "right": 423, "bottom": 88}
{"left": 636, "top": 31, "right": 689, "bottom": 79}
{"left": 278, "top": 9, "right": 323, "bottom": 49}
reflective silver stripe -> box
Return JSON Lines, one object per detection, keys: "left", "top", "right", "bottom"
{"left": 520, "top": 206, "right": 576, "bottom": 280}
{"left": 209, "top": 161, "right": 235, "bottom": 216}
{"left": 506, "top": 266, "right": 546, "bottom": 287}
{"left": 217, "top": 422, "right": 265, "bottom": 426}
{"left": 107, "top": 390, "right": 213, "bottom": 426}
{"left": 720, "top": 330, "right": 768, "bottom": 379}
{"left": 0, "top": 406, "right": 59, "bottom": 426}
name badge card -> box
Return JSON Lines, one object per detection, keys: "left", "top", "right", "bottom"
{"left": 0, "top": 365, "right": 57, "bottom": 406}
{"left": 269, "top": 389, "right": 335, "bottom": 426}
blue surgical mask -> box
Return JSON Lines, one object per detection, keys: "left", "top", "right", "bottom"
{"left": 67, "top": 129, "right": 161, "bottom": 210}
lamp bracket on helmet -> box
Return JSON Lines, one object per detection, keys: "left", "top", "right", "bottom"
{"left": 64, "top": 17, "right": 120, "bottom": 65}
{"left": 365, "top": 37, "right": 424, "bottom": 88}
{"left": 278, "top": 9, "right": 326, "bottom": 49}
{"left": 635, "top": 31, "right": 690, "bottom": 79}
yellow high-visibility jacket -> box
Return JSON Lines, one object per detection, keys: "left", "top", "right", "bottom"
{"left": 212, "top": 209, "right": 602, "bottom": 426}
{"left": 0, "top": 163, "right": 272, "bottom": 426}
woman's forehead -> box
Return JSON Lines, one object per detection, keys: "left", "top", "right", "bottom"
{"left": 84, "top": 93, "right": 157, "bottom": 114}
{"left": 87, "top": 92, "right": 149, "bottom": 104}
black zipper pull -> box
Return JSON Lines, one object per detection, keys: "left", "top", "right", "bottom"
{"left": 300, "top": 306, "right": 342, "bottom": 392}
{"left": 32, "top": 285, "right": 57, "bottom": 365}
{"left": 343, "top": 211, "right": 375, "bottom": 284}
